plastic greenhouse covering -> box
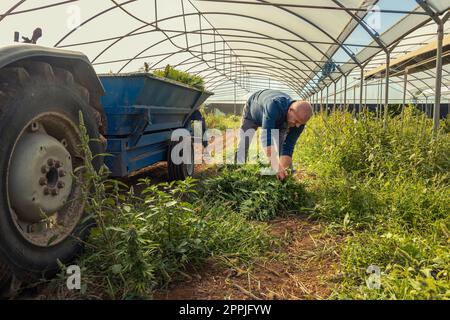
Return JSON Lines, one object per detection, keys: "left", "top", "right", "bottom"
{"left": 1, "top": 0, "right": 449, "bottom": 104}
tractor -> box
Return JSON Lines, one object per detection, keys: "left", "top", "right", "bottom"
{"left": 0, "top": 43, "right": 212, "bottom": 294}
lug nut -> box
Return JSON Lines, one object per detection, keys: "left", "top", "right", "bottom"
{"left": 47, "top": 159, "right": 55, "bottom": 167}
{"left": 51, "top": 189, "right": 59, "bottom": 196}
{"left": 59, "top": 170, "right": 67, "bottom": 177}
{"left": 39, "top": 177, "right": 47, "bottom": 186}
{"left": 55, "top": 161, "right": 62, "bottom": 168}
{"left": 41, "top": 166, "right": 48, "bottom": 174}
{"left": 43, "top": 187, "right": 50, "bottom": 196}
{"left": 57, "top": 181, "right": 65, "bottom": 189}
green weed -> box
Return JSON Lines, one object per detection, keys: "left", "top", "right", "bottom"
{"left": 295, "top": 107, "right": 450, "bottom": 299}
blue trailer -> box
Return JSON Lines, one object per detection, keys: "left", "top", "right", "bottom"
{"left": 99, "top": 73, "right": 212, "bottom": 178}
{"left": 0, "top": 44, "right": 213, "bottom": 288}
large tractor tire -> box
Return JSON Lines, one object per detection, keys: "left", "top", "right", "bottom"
{"left": 0, "top": 62, "right": 103, "bottom": 292}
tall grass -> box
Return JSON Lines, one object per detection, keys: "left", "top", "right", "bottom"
{"left": 54, "top": 109, "right": 448, "bottom": 300}
{"left": 65, "top": 114, "right": 272, "bottom": 299}
{"left": 204, "top": 111, "right": 241, "bottom": 131}
{"left": 201, "top": 165, "right": 312, "bottom": 221}
{"left": 295, "top": 107, "right": 450, "bottom": 299}
{"left": 152, "top": 65, "right": 205, "bottom": 91}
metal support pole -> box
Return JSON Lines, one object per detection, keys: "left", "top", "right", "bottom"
{"left": 234, "top": 81, "right": 237, "bottom": 115}
{"left": 416, "top": 2, "right": 450, "bottom": 132}
{"left": 384, "top": 51, "right": 391, "bottom": 127}
{"left": 354, "top": 85, "right": 356, "bottom": 113}
{"left": 315, "top": 93, "right": 318, "bottom": 113}
{"left": 376, "top": 78, "right": 380, "bottom": 116}
{"left": 379, "top": 78, "right": 384, "bottom": 119}
{"left": 365, "top": 79, "right": 368, "bottom": 111}
{"left": 318, "top": 92, "right": 320, "bottom": 112}
{"left": 403, "top": 70, "right": 408, "bottom": 110}
{"left": 154, "top": 0, "right": 158, "bottom": 29}
{"left": 434, "top": 21, "right": 444, "bottom": 132}
{"left": 326, "top": 85, "right": 329, "bottom": 114}
{"left": 343, "top": 75, "right": 348, "bottom": 111}
{"left": 320, "top": 89, "right": 323, "bottom": 113}
{"left": 334, "top": 81, "right": 337, "bottom": 113}
{"left": 312, "top": 93, "right": 315, "bottom": 112}
{"left": 360, "top": 67, "right": 364, "bottom": 114}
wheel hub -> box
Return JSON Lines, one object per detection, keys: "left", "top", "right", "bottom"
{"left": 9, "top": 131, "right": 73, "bottom": 223}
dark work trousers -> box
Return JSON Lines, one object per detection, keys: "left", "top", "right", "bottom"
{"left": 235, "top": 103, "right": 287, "bottom": 164}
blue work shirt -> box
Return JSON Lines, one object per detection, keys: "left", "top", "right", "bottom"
{"left": 245, "top": 90, "right": 305, "bottom": 157}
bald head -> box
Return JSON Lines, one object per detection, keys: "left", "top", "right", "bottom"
{"left": 287, "top": 101, "right": 313, "bottom": 128}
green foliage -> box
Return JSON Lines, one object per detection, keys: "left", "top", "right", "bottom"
{"left": 201, "top": 165, "right": 313, "bottom": 221}
{"left": 152, "top": 64, "right": 205, "bottom": 91}
{"left": 65, "top": 115, "right": 271, "bottom": 299}
{"left": 295, "top": 107, "right": 450, "bottom": 299}
{"left": 61, "top": 108, "right": 449, "bottom": 300}
{"left": 204, "top": 110, "right": 241, "bottom": 131}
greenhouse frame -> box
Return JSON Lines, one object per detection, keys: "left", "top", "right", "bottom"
{"left": 1, "top": 0, "right": 449, "bottom": 130}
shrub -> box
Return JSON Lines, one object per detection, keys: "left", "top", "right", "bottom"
{"left": 295, "top": 107, "right": 450, "bottom": 299}
{"left": 201, "top": 165, "right": 313, "bottom": 221}
{"left": 152, "top": 64, "right": 205, "bottom": 91}
{"left": 204, "top": 111, "right": 241, "bottom": 131}
{"left": 65, "top": 113, "right": 271, "bottom": 299}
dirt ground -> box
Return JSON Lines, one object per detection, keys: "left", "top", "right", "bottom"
{"left": 118, "top": 138, "right": 340, "bottom": 300}
{"left": 153, "top": 215, "right": 340, "bottom": 300}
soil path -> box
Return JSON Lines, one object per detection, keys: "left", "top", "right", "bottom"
{"left": 153, "top": 216, "right": 340, "bottom": 300}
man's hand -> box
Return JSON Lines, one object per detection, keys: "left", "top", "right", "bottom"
{"left": 263, "top": 147, "right": 293, "bottom": 180}
{"left": 277, "top": 156, "right": 293, "bottom": 181}
{"left": 277, "top": 167, "right": 287, "bottom": 180}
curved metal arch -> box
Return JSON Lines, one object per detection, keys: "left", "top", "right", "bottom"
{"left": 332, "top": 0, "right": 386, "bottom": 49}
{"left": 0, "top": 0, "right": 26, "bottom": 23}
{"left": 147, "top": 38, "right": 314, "bottom": 79}
{"left": 98, "top": 32, "right": 246, "bottom": 92}
{"left": 55, "top": 3, "right": 241, "bottom": 72}
{"left": 201, "top": 65, "right": 304, "bottom": 94}
{"left": 180, "top": 26, "right": 331, "bottom": 70}
{"left": 207, "top": 71, "right": 303, "bottom": 95}
{"left": 177, "top": 54, "right": 311, "bottom": 72}
{"left": 204, "top": 67, "right": 305, "bottom": 87}
{"left": 182, "top": 59, "right": 303, "bottom": 95}
{"left": 196, "top": 61, "right": 304, "bottom": 90}
{"left": 172, "top": 41, "right": 314, "bottom": 81}
{"left": 212, "top": 77, "right": 295, "bottom": 91}
{"left": 305, "top": 0, "right": 390, "bottom": 99}
{"left": 144, "top": 35, "right": 335, "bottom": 94}
{"left": 255, "top": 0, "right": 362, "bottom": 68}
{"left": 0, "top": 0, "right": 78, "bottom": 21}
{"left": 53, "top": 2, "right": 342, "bottom": 91}
{"left": 187, "top": 56, "right": 308, "bottom": 93}
{"left": 109, "top": 11, "right": 344, "bottom": 82}
{"left": 119, "top": 35, "right": 321, "bottom": 91}
{"left": 201, "top": 63, "right": 304, "bottom": 91}
{"left": 181, "top": 11, "right": 342, "bottom": 71}
{"left": 189, "top": 59, "right": 313, "bottom": 77}
{"left": 54, "top": 0, "right": 138, "bottom": 47}
{"left": 201, "top": 66, "right": 303, "bottom": 94}
{"left": 109, "top": 0, "right": 205, "bottom": 66}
